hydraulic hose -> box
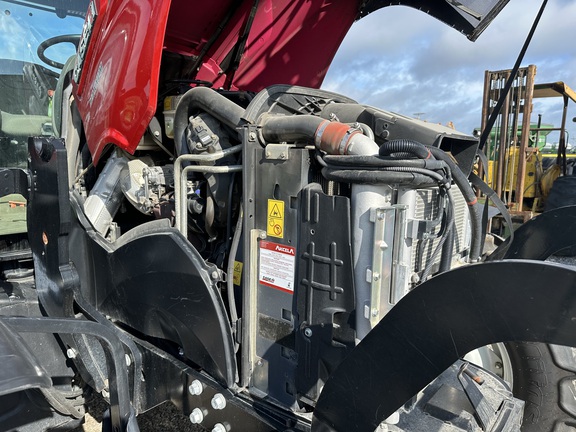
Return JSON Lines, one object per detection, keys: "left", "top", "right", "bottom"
{"left": 321, "top": 155, "right": 450, "bottom": 187}
{"left": 440, "top": 219, "right": 455, "bottom": 273}
{"left": 323, "top": 154, "right": 447, "bottom": 170}
{"left": 321, "top": 168, "right": 440, "bottom": 187}
{"left": 174, "top": 87, "right": 245, "bottom": 156}
{"left": 421, "top": 193, "right": 455, "bottom": 282}
{"left": 427, "top": 145, "right": 482, "bottom": 262}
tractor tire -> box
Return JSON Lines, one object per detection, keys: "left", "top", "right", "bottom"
{"left": 544, "top": 175, "right": 576, "bottom": 256}
{"left": 545, "top": 175, "right": 576, "bottom": 212}
{"left": 505, "top": 342, "right": 576, "bottom": 431}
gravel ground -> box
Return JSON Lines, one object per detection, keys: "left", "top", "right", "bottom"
{"left": 72, "top": 394, "right": 206, "bottom": 432}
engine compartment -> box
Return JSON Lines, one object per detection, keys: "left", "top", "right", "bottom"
{"left": 68, "top": 77, "right": 483, "bottom": 411}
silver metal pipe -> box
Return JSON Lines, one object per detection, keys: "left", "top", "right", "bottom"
{"left": 174, "top": 144, "right": 243, "bottom": 232}
{"left": 347, "top": 139, "right": 385, "bottom": 340}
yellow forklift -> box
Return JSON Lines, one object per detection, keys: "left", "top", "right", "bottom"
{"left": 479, "top": 65, "right": 576, "bottom": 224}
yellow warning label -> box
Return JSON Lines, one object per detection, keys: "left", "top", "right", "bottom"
{"left": 233, "top": 261, "right": 243, "bottom": 286}
{"left": 267, "top": 199, "right": 285, "bottom": 238}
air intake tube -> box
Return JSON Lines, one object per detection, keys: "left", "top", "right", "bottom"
{"left": 173, "top": 87, "right": 245, "bottom": 156}
{"left": 260, "top": 115, "right": 378, "bottom": 155}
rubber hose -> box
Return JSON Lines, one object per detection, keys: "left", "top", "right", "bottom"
{"left": 323, "top": 155, "right": 447, "bottom": 170}
{"left": 376, "top": 166, "right": 447, "bottom": 184}
{"left": 379, "top": 139, "right": 432, "bottom": 160}
{"left": 322, "top": 168, "right": 439, "bottom": 187}
{"left": 261, "top": 115, "right": 324, "bottom": 143}
{"left": 421, "top": 197, "right": 455, "bottom": 281}
{"left": 439, "top": 221, "right": 455, "bottom": 273}
{"left": 174, "top": 87, "right": 245, "bottom": 156}
{"left": 439, "top": 193, "right": 456, "bottom": 273}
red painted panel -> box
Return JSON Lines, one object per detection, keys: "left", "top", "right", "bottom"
{"left": 165, "top": 0, "right": 360, "bottom": 91}
{"left": 74, "top": 0, "right": 171, "bottom": 163}
{"left": 224, "top": 0, "right": 360, "bottom": 91}
{"left": 76, "top": 0, "right": 360, "bottom": 162}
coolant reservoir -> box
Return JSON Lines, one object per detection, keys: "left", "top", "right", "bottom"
{"left": 163, "top": 95, "right": 182, "bottom": 138}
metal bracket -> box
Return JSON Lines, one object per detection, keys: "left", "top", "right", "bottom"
{"left": 368, "top": 205, "right": 410, "bottom": 326}
{"left": 406, "top": 218, "right": 437, "bottom": 239}
{"left": 264, "top": 143, "right": 291, "bottom": 160}
{"left": 0, "top": 168, "right": 30, "bottom": 200}
{"left": 368, "top": 207, "right": 395, "bottom": 327}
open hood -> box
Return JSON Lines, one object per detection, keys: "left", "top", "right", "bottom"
{"left": 73, "top": 0, "right": 511, "bottom": 162}
{"left": 163, "top": 0, "right": 510, "bottom": 91}
{"left": 361, "top": 0, "right": 510, "bottom": 42}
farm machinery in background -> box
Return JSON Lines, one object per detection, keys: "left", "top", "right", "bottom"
{"left": 477, "top": 65, "right": 576, "bottom": 232}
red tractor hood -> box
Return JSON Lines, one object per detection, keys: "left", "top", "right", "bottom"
{"left": 73, "top": 0, "right": 510, "bottom": 162}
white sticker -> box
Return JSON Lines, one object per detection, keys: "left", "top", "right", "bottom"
{"left": 259, "top": 241, "right": 296, "bottom": 294}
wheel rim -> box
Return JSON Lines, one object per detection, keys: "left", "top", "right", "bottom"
{"left": 464, "top": 343, "right": 514, "bottom": 388}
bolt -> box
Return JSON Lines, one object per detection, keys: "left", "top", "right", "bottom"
{"left": 495, "top": 362, "right": 503, "bottom": 369}
{"left": 265, "top": 151, "right": 271, "bottom": 158}
{"left": 101, "top": 389, "right": 109, "bottom": 399}
{"left": 125, "top": 354, "right": 132, "bottom": 367}
{"left": 211, "top": 393, "right": 227, "bottom": 410}
{"left": 66, "top": 348, "right": 77, "bottom": 359}
{"left": 279, "top": 153, "right": 286, "bottom": 159}
{"left": 211, "top": 270, "right": 219, "bottom": 280}
{"left": 188, "top": 379, "right": 203, "bottom": 396}
{"left": 304, "top": 328, "right": 313, "bottom": 338}
{"left": 377, "top": 212, "right": 385, "bottom": 220}
{"left": 257, "top": 359, "right": 263, "bottom": 367}
{"left": 249, "top": 132, "right": 257, "bottom": 141}
{"left": 212, "top": 424, "right": 227, "bottom": 432}
{"left": 189, "top": 408, "right": 204, "bottom": 424}
{"left": 371, "top": 308, "right": 379, "bottom": 317}
{"left": 373, "top": 273, "right": 380, "bottom": 281}
{"left": 154, "top": 130, "right": 160, "bottom": 137}
{"left": 178, "top": 347, "right": 185, "bottom": 357}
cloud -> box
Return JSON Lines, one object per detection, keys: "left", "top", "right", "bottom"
{"left": 324, "top": 1, "right": 576, "bottom": 144}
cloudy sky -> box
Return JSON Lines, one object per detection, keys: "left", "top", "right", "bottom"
{"left": 323, "top": 0, "right": 576, "bottom": 146}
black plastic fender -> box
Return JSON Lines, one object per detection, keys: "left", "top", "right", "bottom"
{"left": 81, "top": 220, "right": 238, "bottom": 388}
{"left": 0, "top": 319, "right": 51, "bottom": 396}
{"left": 488, "top": 205, "right": 576, "bottom": 260}
{"left": 312, "top": 260, "right": 576, "bottom": 432}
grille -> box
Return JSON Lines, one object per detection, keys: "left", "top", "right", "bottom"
{"left": 410, "top": 187, "right": 470, "bottom": 273}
